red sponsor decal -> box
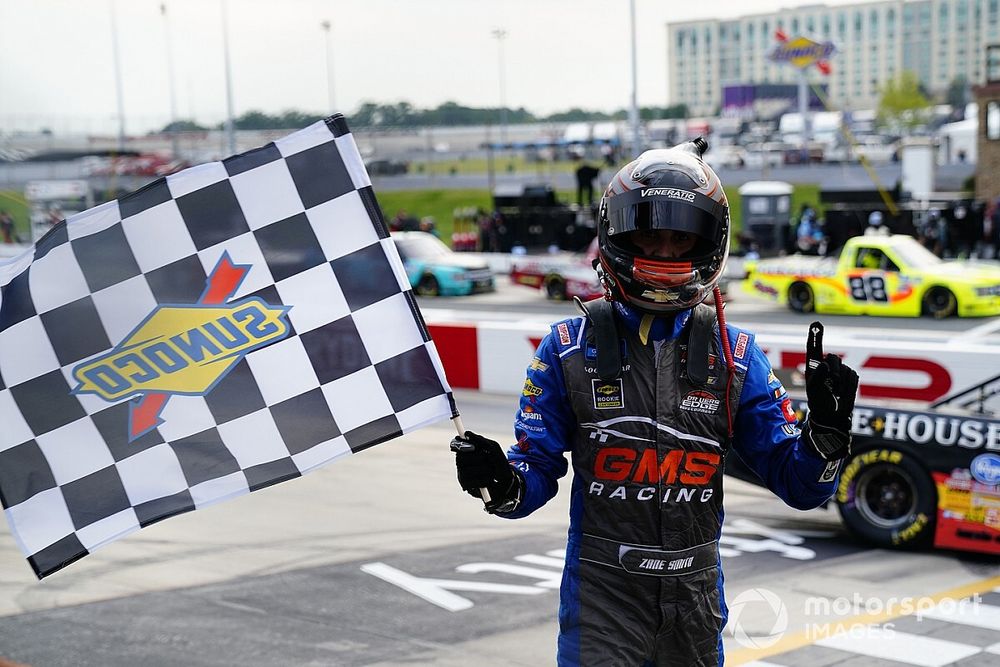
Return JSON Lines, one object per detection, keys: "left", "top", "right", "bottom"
{"left": 778, "top": 351, "right": 953, "bottom": 403}
{"left": 557, "top": 323, "right": 571, "bottom": 346}
{"left": 734, "top": 332, "right": 749, "bottom": 360}
{"left": 594, "top": 448, "right": 721, "bottom": 486}
{"left": 780, "top": 398, "right": 797, "bottom": 423}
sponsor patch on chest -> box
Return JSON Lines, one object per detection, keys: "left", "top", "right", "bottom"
{"left": 592, "top": 378, "right": 625, "bottom": 409}
{"left": 680, "top": 390, "right": 721, "bottom": 415}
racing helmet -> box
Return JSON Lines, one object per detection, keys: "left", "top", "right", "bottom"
{"left": 596, "top": 138, "right": 730, "bottom": 313}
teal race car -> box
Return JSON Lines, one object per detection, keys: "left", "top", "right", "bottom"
{"left": 391, "top": 231, "right": 495, "bottom": 296}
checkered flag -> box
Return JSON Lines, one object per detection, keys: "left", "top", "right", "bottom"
{"left": 0, "top": 115, "right": 458, "bottom": 579}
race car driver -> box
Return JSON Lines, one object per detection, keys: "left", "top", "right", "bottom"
{"left": 452, "top": 139, "right": 859, "bottom": 666}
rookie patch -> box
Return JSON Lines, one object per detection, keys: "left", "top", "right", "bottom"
{"left": 557, "top": 322, "right": 572, "bottom": 346}
{"left": 680, "top": 390, "right": 721, "bottom": 415}
{"left": 734, "top": 332, "right": 749, "bottom": 359}
{"left": 592, "top": 378, "right": 625, "bottom": 409}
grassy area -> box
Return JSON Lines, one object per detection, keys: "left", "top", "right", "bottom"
{"left": 375, "top": 184, "right": 822, "bottom": 245}
{"left": 0, "top": 191, "right": 30, "bottom": 241}
{"left": 374, "top": 189, "right": 494, "bottom": 240}
{"left": 1, "top": 183, "right": 821, "bottom": 250}
{"left": 411, "top": 156, "right": 593, "bottom": 177}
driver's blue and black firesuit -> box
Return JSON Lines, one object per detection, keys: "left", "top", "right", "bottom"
{"left": 497, "top": 301, "right": 842, "bottom": 666}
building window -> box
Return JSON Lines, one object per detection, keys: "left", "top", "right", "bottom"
{"left": 987, "top": 101, "right": 1000, "bottom": 139}
{"left": 988, "top": 44, "right": 1000, "bottom": 81}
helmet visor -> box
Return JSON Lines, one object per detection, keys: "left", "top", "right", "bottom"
{"left": 605, "top": 188, "right": 726, "bottom": 245}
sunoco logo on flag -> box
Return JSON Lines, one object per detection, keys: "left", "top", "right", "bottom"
{"left": 72, "top": 254, "right": 291, "bottom": 441}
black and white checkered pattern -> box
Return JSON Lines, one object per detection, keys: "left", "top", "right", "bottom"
{"left": 0, "top": 116, "right": 458, "bottom": 579}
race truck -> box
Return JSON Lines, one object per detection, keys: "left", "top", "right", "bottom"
{"left": 509, "top": 238, "right": 603, "bottom": 301}
{"left": 742, "top": 234, "right": 1000, "bottom": 318}
{"left": 24, "top": 179, "right": 94, "bottom": 243}
{"left": 727, "top": 370, "right": 1000, "bottom": 556}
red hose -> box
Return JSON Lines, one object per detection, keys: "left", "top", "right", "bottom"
{"left": 713, "top": 286, "right": 737, "bottom": 438}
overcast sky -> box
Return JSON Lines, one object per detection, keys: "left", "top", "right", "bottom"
{"left": 0, "top": 0, "right": 864, "bottom": 135}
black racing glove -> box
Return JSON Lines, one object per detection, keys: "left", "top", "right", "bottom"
{"left": 451, "top": 431, "right": 522, "bottom": 514}
{"left": 803, "top": 322, "right": 859, "bottom": 461}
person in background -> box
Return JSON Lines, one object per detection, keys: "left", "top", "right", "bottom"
{"left": 418, "top": 216, "right": 440, "bottom": 237}
{"left": 0, "top": 211, "right": 14, "bottom": 244}
{"left": 796, "top": 206, "right": 826, "bottom": 253}
{"left": 864, "top": 210, "right": 889, "bottom": 236}
{"left": 574, "top": 159, "right": 600, "bottom": 208}
{"left": 452, "top": 139, "right": 858, "bottom": 667}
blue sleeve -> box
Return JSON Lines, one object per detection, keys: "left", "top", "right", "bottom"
{"left": 499, "top": 330, "right": 575, "bottom": 519}
{"left": 731, "top": 338, "right": 840, "bottom": 511}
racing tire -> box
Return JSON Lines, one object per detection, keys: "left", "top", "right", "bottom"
{"left": 415, "top": 274, "right": 440, "bottom": 297}
{"left": 835, "top": 448, "right": 936, "bottom": 549}
{"left": 544, "top": 275, "right": 567, "bottom": 300}
{"left": 787, "top": 281, "right": 815, "bottom": 313}
{"left": 922, "top": 286, "right": 957, "bottom": 319}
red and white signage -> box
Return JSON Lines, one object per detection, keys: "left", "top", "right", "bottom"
{"left": 426, "top": 313, "right": 1000, "bottom": 405}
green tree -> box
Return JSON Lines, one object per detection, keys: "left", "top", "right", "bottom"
{"left": 159, "top": 119, "right": 208, "bottom": 133}
{"left": 877, "top": 71, "right": 932, "bottom": 130}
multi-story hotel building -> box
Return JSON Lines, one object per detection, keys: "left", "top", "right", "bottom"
{"left": 668, "top": 0, "right": 1000, "bottom": 116}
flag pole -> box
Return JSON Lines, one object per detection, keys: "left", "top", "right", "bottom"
{"left": 450, "top": 415, "right": 492, "bottom": 504}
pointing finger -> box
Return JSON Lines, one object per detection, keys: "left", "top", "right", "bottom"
{"left": 806, "top": 321, "right": 824, "bottom": 379}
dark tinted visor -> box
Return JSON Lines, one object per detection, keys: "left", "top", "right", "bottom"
{"left": 606, "top": 188, "right": 726, "bottom": 245}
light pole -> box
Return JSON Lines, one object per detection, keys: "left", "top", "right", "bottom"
{"left": 628, "top": 0, "right": 641, "bottom": 157}
{"left": 161, "top": 2, "right": 180, "bottom": 157}
{"left": 220, "top": 0, "right": 236, "bottom": 155}
{"left": 109, "top": 0, "right": 126, "bottom": 152}
{"left": 491, "top": 28, "right": 508, "bottom": 144}
{"left": 321, "top": 20, "right": 335, "bottom": 113}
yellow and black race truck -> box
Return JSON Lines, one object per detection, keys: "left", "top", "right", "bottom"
{"left": 727, "top": 371, "right": 1000, "bottom": 556}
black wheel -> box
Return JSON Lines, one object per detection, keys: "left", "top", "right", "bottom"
{"left": 787, "top": 281, "right": 815, "bottom": 313}
{"left": 545, "top": 275, "right": 567, "bottom": 300}
{"left": 836, "top": 448, "right": 936, "bottom": 549}
{"left": 415, "top": 274, "right": 440, "bottom": 297}
{"left": 922, "top": 286, "right": 957, "bottom": 319}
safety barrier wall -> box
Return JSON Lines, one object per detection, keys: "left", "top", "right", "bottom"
{"left": 426, "top": 315, "right": 1000, "bottom": 405}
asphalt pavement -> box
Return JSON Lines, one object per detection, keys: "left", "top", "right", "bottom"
{"left": 1, "top": 388, "right": 999, "bottom": 666}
